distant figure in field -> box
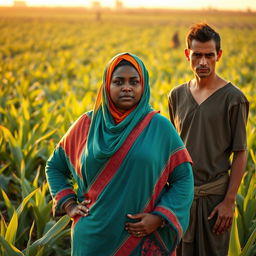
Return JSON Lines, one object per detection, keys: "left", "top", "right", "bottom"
{"left": 171, "top": 31, "right": 180, "bottom": 49}
{"left": 96, "top": 10, "right": 101, "bottom": 21}
{"left": 168, "top": 23, "right": 249, "bottom": 256}
{"left": 45, "top": 52, "right": 194, "bottom": 255}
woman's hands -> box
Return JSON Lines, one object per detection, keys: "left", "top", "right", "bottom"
{"left": 125, "top": 213, "right": 163, "bottom": 238}
{"left": 63, "top": 199, "right": 91, "bottom": 218}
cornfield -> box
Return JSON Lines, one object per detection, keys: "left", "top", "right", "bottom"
{"left": 0, "top": 7, "right": 255, "bottom": 256}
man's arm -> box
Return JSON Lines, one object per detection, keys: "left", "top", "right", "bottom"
{"left": 208, "top": 150, "right": 247, "bottom": 234}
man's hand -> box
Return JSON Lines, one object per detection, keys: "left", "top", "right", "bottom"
{"left": 208, "top": 200, "right": 234, "bottom": 235}
{"left": 125, "top": 213, "right": 163, "bottom": 237}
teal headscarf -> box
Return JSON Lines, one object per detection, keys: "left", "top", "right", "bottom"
{"left": 87, "top": 52, "right": 153, "bottom": 160}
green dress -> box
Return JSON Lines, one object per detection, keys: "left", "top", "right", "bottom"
{"left": 45, "top": 53, "right": 194, "bottom": 256}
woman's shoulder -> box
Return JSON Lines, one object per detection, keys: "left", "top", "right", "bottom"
{"left": 59, "top": 111, "right": 92, "bottom": 146}
{"left": 150, "top": 112, "right": 185, "bottom": 147}
{"left": 79, "top": 110, "right": 93, "bottom": 120}
{"left": 65, "top": 111, "right": 92, "bottom": 135}
{"left": 73, "top": 111, "right": 93, "bottom": 125}
{"left": 151, "top": 112, "right": 177, "bottom": 132}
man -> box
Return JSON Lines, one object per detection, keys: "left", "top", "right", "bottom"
{"left": 168, "top": 23, "right": 249, "bottom": 256}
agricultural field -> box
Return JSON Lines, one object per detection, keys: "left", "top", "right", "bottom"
{"left": 0, "top": 7, "right": 255, "bottom": 256}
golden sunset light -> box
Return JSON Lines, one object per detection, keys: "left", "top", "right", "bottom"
{"left": 1, "top": 0, "right": 256, "bottom": 10}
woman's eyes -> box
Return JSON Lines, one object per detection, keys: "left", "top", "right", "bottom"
{"left": 112, "top": 80, "right": 140, "bottom": 86}
{"left": 130, "top": 80, "right": 139, "bottom": 85}
{"left": 114, "top": 80, "right": 122, "bottom": 85}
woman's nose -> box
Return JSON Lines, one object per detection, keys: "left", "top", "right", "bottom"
{"left": 122, "top": 84, "right": 132, "bottom": 91}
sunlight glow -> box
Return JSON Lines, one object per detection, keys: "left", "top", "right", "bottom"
{"left": 0, "top": 0, "right": 255, "bottom": 10}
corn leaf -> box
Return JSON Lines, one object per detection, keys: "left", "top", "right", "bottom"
{"left": 0, "top": 235, "right": 24, "bottom": 256}
{"left": 16, "top": 188, "right": 39, "bottom": 216}
{"left": 33, "top": 129, "right": 57, "bottom": 147}
{"left": 24, "top": 221, "right": 35, "bottom": 256}
{"left": 0, "top": 125, "right": 23, "bottom": 168}
{"left": 0, "top": 163, "right": 10, "bottom": 175}
{"left": 240, "top": 225, "right": 256, "bottom": 256}
{"left": 1, "top": 189, "right": 15, "bottom": 219}
{"left": 243, "top": 174, "right": 256, "bottom": 234}
{"left": 5, "top": 210, "right": 18, "bottom": 245}
{"left": 250, "top": 149, "right": 256, "bottom": 165}
{"left": 0, "top": 212, "right": 7, "bottom": 237}
{"left": 24, "top": 215, "right": 70, "bottom": 255}
{"left": 228, "top": 209, "right": 241, "bottom": 256}
{"left": 35, "top": 247, "right": 45, "bottom": 256}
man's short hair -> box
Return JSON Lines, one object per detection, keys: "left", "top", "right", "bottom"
{"left": 186, "top": 23, "right": 221, "bottom": 53}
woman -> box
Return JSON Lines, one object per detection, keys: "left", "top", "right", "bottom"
{"left": 45, "top": 52, "right": 194, "bottom": 256}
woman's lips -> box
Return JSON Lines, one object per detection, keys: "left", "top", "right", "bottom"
{"left": 120, "top": 95, "right": 134, "bottom": 99}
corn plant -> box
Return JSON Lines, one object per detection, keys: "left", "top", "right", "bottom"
{"left": 0, "top": 7, "right": 255, "bottom": 256}
{"left": 0, "top": 186, "right": 71, "bottom": 256}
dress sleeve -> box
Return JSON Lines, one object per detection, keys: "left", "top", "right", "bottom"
{"left": 152, "top": 162, "right": 194, "bottom": 242}
{"left": 230, "top": 102, "right": 249, "bottom": 151}
{"left": 45, "top": 146, "right": 77, "bottom": 216}
{"left": 45, "top": 113, "right": 91, "bottom": 215}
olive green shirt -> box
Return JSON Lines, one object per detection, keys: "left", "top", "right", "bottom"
{"left": 168, "top": 82, "right": 249, "bottom": 186}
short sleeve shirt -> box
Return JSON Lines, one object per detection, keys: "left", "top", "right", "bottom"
{"left": 168, "top": 82, "right": 249, "bottom": 186}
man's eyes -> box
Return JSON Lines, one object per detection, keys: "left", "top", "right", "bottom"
{"left": 194, "top": 53, "right": 202, "bottom": 57}
{"left": 205, "top": 53, "right": 215, "bottom": 57}
{"left": 193, "top": 53, "right": 215, "bottom": 58}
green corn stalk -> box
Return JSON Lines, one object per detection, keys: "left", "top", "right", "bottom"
{"left": 23, "top": 215, "right": 70, "bottom": 256}
{"left": 229, "top": 208, "right": 242, "bottom": 256}
{"left": 0, "top": 187, "right": 70, "bottom": 256}
{"left": 229, "top": 149, "right": 256, "bottom": 256}
{"left": 240, "top": 225, "right": 256, "bottom": 256}
{"left": 0, "top": 125, "right": 23, "bottom": 174}
{"left": 0, "top": 235, "right": 24, "bottom": 256}
{"left": 1, "top": 189, "right": 15, "bottom": 220}
{"left": 4, "top": 211, "right": 18, "bottom": 248}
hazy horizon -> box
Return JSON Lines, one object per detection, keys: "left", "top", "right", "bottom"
{"left": 1, "top": 0, "right": 256, "bottom": 11}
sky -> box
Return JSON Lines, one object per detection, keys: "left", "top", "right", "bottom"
{"left": 1, "top": 0, "right": 256, "bottom": 11}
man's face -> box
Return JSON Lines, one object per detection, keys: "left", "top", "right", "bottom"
{"left": 185, "top": 39, "right": 222, "bottom": 79}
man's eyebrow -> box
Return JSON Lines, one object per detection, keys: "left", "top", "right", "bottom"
{"left": 192, "top": 52, "right": 215, "bottom": 55}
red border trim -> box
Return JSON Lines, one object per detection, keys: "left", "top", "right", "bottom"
{"left": 154, "top": 206, "right": 183, "bottom": 238}
{"left": 169, "top": 148, "right": 192, "bottom": 174}
{"left": 72, "top": 215, "right": 82, "bottom": 228}
{"left": 59, "top": 114, "right": 91, "bottom": 178}
{"left": 147, "top": 148, "right": 192, "bottom": 211}
{"left": 114, "top": 148, "right": 191, "bottom": 255}
{"left": 85, "top": 111, "right": 158, "bottom": 207}
{"left": 171, "top": 251, "right": 177, "bottom": 256}
{"left": 55, "top": 188, "right": 76, "bottom": 201}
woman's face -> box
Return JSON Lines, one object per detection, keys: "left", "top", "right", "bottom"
{"left": 109, "top": 65, "right": 143, "bottom": 113}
